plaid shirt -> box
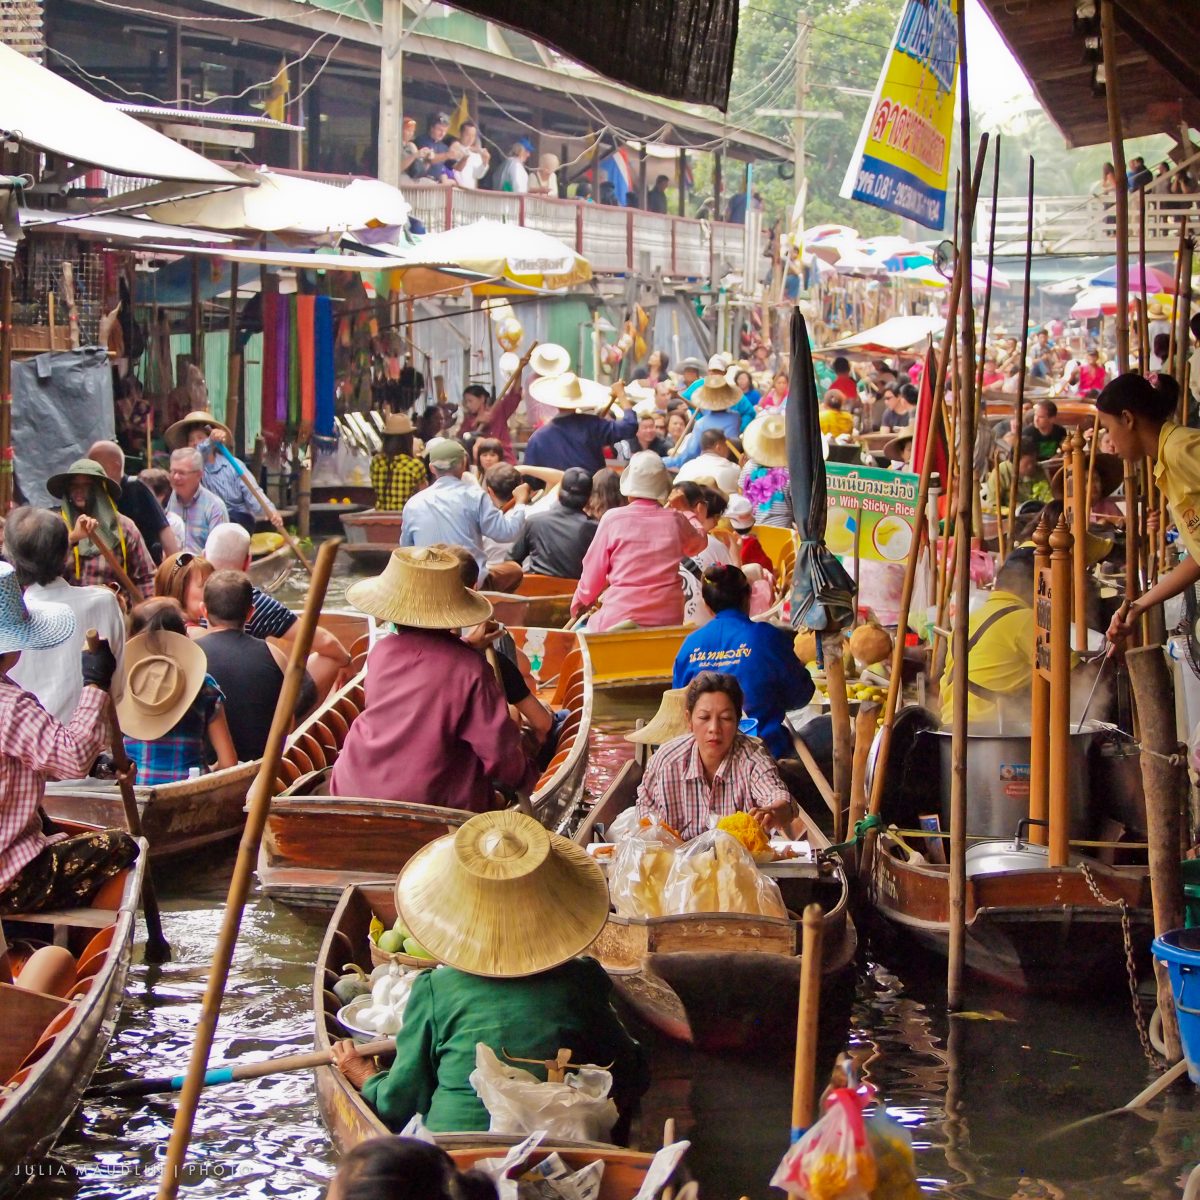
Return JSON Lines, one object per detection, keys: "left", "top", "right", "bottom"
{"left": 370, "top": 453, "right": 428, "bottom": 513}
{"left": 0, "top": 682, "right": 107, "bottom": 888}
{"left": 168, "top": 486, "right": 230, "bottom": 553}
{"left": 123, "top": 676, "right": 224, "bottom": 786}
{"left": 69, "top": 513, "right": 157, "bottom": 598}
{"left": 635, "top": 731, "right": 792, "bottom": 841}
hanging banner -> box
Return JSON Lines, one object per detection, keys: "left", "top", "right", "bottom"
{"left": 839, "top": 0, "right": 959, "bottom": 230}
{"left": 824, "top": 463, "right": 920, "bottom": 564}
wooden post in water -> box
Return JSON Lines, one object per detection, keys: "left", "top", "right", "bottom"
{"left": 1048, "top": 517, "right": 1073, "bottom": 868}
{"left": 226, "top": 261, "right": 242, "bottom": 457}
{"left": 1029, "top": 517, "right": 1052, "bottom": 846}
{"left": 1067, "top": 430, "right": 1088, "bottom": 653}
{"left": 822, "top": 630, "right": 851, "bottom": 844}
{"left": 790, "top": 903, "right": 824, "bottom": 1141}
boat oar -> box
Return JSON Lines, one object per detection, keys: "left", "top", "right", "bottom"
{"left": 87, "top": 1037, "right": 395, "bottom": 1100}
{"left": 213, "top": 442, "right": 314, "bottom": 575}
{"left": 85, "top": 629, "right": 170, "bottom": 964}
{"left": 87, "top": 531, "right": 143, "bottom": 605}
{"left": 790, "top": 903, "right": 824, "bottom": 1142}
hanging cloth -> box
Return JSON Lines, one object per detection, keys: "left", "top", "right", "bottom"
{"left": 297, "top": 294, "right": 316, "bottom": 429}
{"left": 314, "top": 295, "right": 336, "bottom": 437}
{"left": 287, "top": 296, "right": 301, "bottom": 428}
{"left": 261, "top": 291, "right": 280, "bottom": 443}
{"left": 273, "top": 293, "right": 289, "bottom": 426}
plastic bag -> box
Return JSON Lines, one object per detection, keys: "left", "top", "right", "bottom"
{"left": 608, "top": 817, "right": 682, "bottom": 918}
{"left": 770, "top": 1089, "right": 876, "bottom": 1200}
{"left": 607, "top": 806, "right": 644, "bottom": 844}
{"left": 469, "top": 1044, "right": 618, "bottom": 1142}
{"left": 863, "top": 1114, "right": 919, "bottom": 1200}
{"left": 659, "top": 829, "right": 786, "bottom": 918}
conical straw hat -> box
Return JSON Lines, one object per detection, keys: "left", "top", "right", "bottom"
{"left": 396, "top": 810, "right": 611, "bottom": 978}
{"left": 345, "top": 546, "right": 493, "bottom": 630}
{"left": 743, "top": 412, "right": 788, "bottom": 467}
{"left": 625, "top": 687, "right": 690, "bottom": 745}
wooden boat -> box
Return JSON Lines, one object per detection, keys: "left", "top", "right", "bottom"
{"left": 313, "top": 881, "right": 669, "bottom": 1195}
{"left": 42, "top": 612, "right": 372, "bottom": 860}
{"left": 246, "top": 544, "right": 295, "bottom": 592}
{"left": 582, "top": 626, "right": 690, "bottom": 687}
{"left": 575, "top": 760, "right": 857, "bottom": 1052}
{"left": 0, "top": 836, "right": 146, "bottom": 1188}
{"left": 257, "top": 627, "right": 594, "bottom": 905}
{"left": 481, "top": 574, "right": 577, "bottom": 629}
{"left": 339, "top": 509, "right": 403, "bottom": 544}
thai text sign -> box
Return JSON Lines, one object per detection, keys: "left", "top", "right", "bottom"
{"left": 839, "top": 0, "right": 959, "bottom": 229}
{"left": 824, "top": 464, "right": 920, "bottom": 564}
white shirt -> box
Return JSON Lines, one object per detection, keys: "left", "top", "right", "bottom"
{"left": 454, "top": 150, "right": 489, "bottom": 189}
{"left": 497, "top": 157, "right": 529, "bottom": 194}
{"left": 10, "top": 578, "right": 126, "bottom": 722}
{"left": 674, "top": 453, "right": 742, "bottom": 495}
{"left": 166, "top": 511, "right": 186, "bottom": 547}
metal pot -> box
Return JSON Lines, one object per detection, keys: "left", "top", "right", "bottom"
{"left": 965, "top": 819, "right": 1068, "bottom": 878}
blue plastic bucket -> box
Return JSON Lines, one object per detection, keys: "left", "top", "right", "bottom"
{"left": 1152, "top": 928, "right": 1200, "bottom": 1083}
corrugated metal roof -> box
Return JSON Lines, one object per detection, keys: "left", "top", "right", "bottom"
{"left": 112, "top": 103, "right": 305, "bottom": 132}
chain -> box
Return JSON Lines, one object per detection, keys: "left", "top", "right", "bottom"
{"left": 1079, "top": 862, "right": 1163, "bottom": 1068}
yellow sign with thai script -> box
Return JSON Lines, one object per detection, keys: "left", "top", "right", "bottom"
{"left": 839, "top": 0, "right": 959, "bottom": 229}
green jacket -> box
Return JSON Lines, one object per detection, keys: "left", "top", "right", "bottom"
{"left": 363, "top": 956, "right": 648, "bottom": 1133}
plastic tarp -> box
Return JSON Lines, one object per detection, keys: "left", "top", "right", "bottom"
{"left": 12, "top": 349, "right": 116, "bottom": 510}
{"left": 818, "top": 315, "right": 946, "bottom": 357}
{"left": 0, "top": 43, "right": 241, "bottom": 185}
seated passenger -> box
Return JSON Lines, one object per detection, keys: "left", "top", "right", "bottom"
{"left": 507, "top": 467, "right": 597, "bottom": 580}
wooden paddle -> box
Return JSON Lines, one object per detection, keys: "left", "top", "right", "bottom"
{"left": 89, "top": 1036, "right": 395, "bottom": 1100}
{"left": 790, "top": 903, "right": 824, "bottom": 1141}
{"left": 87, "top": 529, "right": 143, "bottom": 605}
{"left": 84, "top": 630, "right": 170, "bottom": 964}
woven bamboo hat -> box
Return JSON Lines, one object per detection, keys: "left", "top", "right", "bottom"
{"left": 346, "top": 546, "right": 493, "bottom": 630}
{"left": 743, "top": 412, "right": 788, "bottom": 467}
{"left": 690, "top": 369, "right": 740, "bottom": 412}
{"left": 116, "top": 629, "right": 208, "bottom": 741}
{"left": 626, "top": 687, "right": 690, "bottom": 745}
{"left": 164, "top": 410, "right": 232, "bottom": 451}
{"left": 395, "top": 809, "right": 610, "bottom": 978}
{"left": 529, "top": 372, "right": 611, "bottom": 410}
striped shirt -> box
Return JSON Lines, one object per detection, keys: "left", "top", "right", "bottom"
{"left": 635, "top": 731, "right": 792, "bottom": 841}
{"left": 168, "top": 486, "right": 230, "bottom": 553}
{"left": 246, "top": 587, "right": 296, "bottom": 640}
{"left": 0, "top": 682, "right": 107, "bottom": 888}
{"left": 739, "top": 462, "right": 793, "bottom": 528}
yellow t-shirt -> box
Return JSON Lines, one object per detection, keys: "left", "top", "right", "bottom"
{"left": 940, "top": 590, "right": 1035, "bottom": 724}
{"left": 820, "top": 408, "right": 855, "bottom": 438}
{"left": 1154, "top": 422, "right": 1200, "bottom": 560}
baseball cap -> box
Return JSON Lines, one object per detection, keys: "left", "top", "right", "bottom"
{"left": 725, "top": 494, "right": 755, "bottom": 531}
{"left": 560, "top": 467, "right": 593, "bottom": 499}
{"left": 432, "top": 112, "right": 451, "bottom": 126}
{"left": 426, "top": 437, "right": 468, "bottom": 468}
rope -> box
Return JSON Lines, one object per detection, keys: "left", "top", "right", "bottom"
{"left": 823, "top": 812, "right": 882, "bottom": 856}
{"left": 1141, "top": 744, "right": 1189, "bottom": 768}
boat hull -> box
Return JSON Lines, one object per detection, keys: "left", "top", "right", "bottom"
{"left": 247, "top": 545, "right": 295, "bottom": 592}
{"left": 582, "top": 627, "right": 689, "bottom": 687}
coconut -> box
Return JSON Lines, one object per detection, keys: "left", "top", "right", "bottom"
{"left": 793, "top": 629, "right": 818, "bottom": 665}
{"left": 850, "top": 622, "right": 893, "bottom": 667}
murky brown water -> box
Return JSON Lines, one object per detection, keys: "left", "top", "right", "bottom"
{"left": 25, "top": 582, "right": 1200, "bottom": 1198}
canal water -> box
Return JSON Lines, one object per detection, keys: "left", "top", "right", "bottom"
{"left": 24, "top": 574, "right": 1200, "bottom": 1198}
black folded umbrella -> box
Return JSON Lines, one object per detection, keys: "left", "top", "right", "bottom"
{"left": 786, "top": 309, "right": 857, "bottom": 633}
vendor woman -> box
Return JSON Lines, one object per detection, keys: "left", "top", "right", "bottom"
{"left": 1101, "top": 373, "right": 1200, "bottom": 644}
{"left": 331, "top": 810, "right": 648, "bottom": 1135}
{"left": 370, "top": 412, "right": 428, "bottom": 514}
{"left": 635, "top": 671, "right": 797, "bottom": 840}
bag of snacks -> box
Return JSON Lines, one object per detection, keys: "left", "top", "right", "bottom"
{"left": 771, "top": 1089, "right": 875, "bottom": 1200}
{"left": 659, "top": 829, "right": 786, "bottom": 918}
{"left": 863, "top": 1113, "right": 919, "bottom": 1200}
{"left": 608, "top": 816, "right": 682, "bottom": 918}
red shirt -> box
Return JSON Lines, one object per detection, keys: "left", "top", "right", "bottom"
{"left": 737, "top": 533, "right": 773, "bottom": 573}
{"left": 829, "top": 375, "right": 858, "bottom": 402}
{"left": 458, "top": 386, "right": 522, "bottom": 463}
{"left": 1078, "top": 364, "right": 1107, "bottom": 393}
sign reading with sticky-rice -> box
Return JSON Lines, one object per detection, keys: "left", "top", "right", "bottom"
{"left": 824, "top": 463, "right": 920, "bottom": 564}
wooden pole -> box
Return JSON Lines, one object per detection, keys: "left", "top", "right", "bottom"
{"left": 88, "top": 531, "right": 143, "bottom": 605}
{"left": 154, "top": 539, "right": 339, "bottom": 1199}
{"left": 84, "top": 630, "right": 170, "bottom": 963}
{"left": 1068, "top": 430, "right": 1088, "bottom": 653}
{"left": 189, "top": 257, "right": 202, "bottom": 368}
{"left": 947, "top": 0, "right": 979, "bottom": 1014}
{"left": 296, "top": 460, "right": 312, "bottom": 542}
{"left": 822, "top": 630, "right": 851, "bottom": 844}
{"left": 225, "top": 261, "right": 242, "bottom": 458}
{"left": 1007, "top": 157, "right": 1036, "bottom": 548}
{"left": 847, "top": 700, "right": 880, "bottom": 855}
{"left": 1029, "top": 517, "right": 1051, "bottom": 845}
{"left": 213, "top": 443, "right": 312, "bottom": 574}
{"left": 974, "top": 136, "right": 1001, "bottom": 404}
{"left": 790, "top": 903, "right": 824, "bottom": 1141}
{"left": 1166, "top": 218, "right": 1188, "bottom": 382}
{"left": 1138, "top": 189, "right": 1149, "bottom": 373}
{"left": 0, "top": 263, "right": 12, "bottom": 514}
{"left": 1048, "top": 517, "right": 1073, "bottom": 868}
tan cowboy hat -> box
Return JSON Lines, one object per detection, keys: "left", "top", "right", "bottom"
{"left": 395, "top": 809, "right": 610, "bottom": 978}
{"left": 116, "top": 629, "right": 208, "bottom": 742}
{"left": 46, "top": 457, "right": 121, "bottom": 504}
{"left": 626, "top": 687, "right": 690, "bottom": 745}
{"left": 690, "top": 369, "right": 740, "bottom": 412}
{"left": 382, "top": 412, "right": 414, "bottom": 436}
{"left": 1050, "top": 453, "right": 1123, "bottom": 501}
{"left": 529, "top": 371, "right": 611, "bottom": 411}
{"left": 346, "top": 546, "right": 493, "bottom": 630}
{"left": 743, "top": 412, "right": 788, "bottom": 467}
{"left": 529, "top": 343, "right": 571, "bottom": 378}
{"left": 164, "top": 410, "right": 232, "bottom": 451}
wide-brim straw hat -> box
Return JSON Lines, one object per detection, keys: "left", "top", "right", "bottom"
{"left": 882, "top": 429, "right": 915, "bottom": 462}
{"left": 0, "top": 563, "right": 75, "bottom": 655}
{"left": 382, "top": 412, "right": 414, "bottom": 436}
{"left": 1147, "top": 299, "right": 1170, "bottom": 320}
{"left": 165, "top": 410, "right": 232, "bottom": 451}
{"left": 528, "top": 372, "right": 611, "bottom": 411}
{"left": 116, "top": 629, "right": 208, "bottom": 742}
{"left": 676, "top": 357, "right": 705, "bottom": 375}
{"left": 619, "top": 450, "right": 671, "bottom": 501}
{"left": 743, "top": 412, "right": 788, "bottom": 467}
{"left": 346, "top": 546, "right": 493, "bottom": 630}
{"left": 626, "top": 687, "right": 690, "bottom": 745}
{"left": 395, "top": 809, "right": 610, "bottom": 978}
{"left": 690, "top": 372, "right": 741, "bottom": 412}
{"left": 46, "top": 457, "right": 121, "bottom": 504}
{"left": 529, "top": 343, "right": 571, "bottom": 378}
{"left": 1084, "top": 531, "right": 1115, "bottom": 566}
{"left": 1050, "top": 453, "right": 1123, "bottom": 501}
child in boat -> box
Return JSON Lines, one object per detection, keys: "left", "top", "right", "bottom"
{"left": 330, "top": 810, "right": 647, "bottom": 1137}
{"left": 119, "top": 598, "right": 238, "bottom": 784}
{"left": 325, "top": 1137, "right": 496, "bottom": 1200}
{"left": 370, "top": 412, "right": 428, "bottom": 514}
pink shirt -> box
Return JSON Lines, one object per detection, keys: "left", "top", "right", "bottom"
{"left": 1078, "top": 364, "right": 1107, "bottom": 393}
{"left": 330, "top": 629, "right": 535, "bottom": 811}
{"left": 459, "top": 386, "right": 522, "bottom": 462}
{"left": 572, "top": 499, "right": 707, "bottom": 632}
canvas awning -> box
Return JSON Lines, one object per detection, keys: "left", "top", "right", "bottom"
{"left": 0, "top": 42, "right": 241, "bottom": 185}
{"left": 816, "top": 316, "right": 946, "bottom": 358}
{"left": 19, "top": 211, "right": 242, "bottom": 244}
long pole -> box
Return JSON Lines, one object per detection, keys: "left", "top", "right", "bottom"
{"left": 792, "top": 19, "right": 810, "bottom": 220}
{"left": 88, "top": 531, "right": 143, "bottom": 604}
{"left": 1029, "top": 517, "right": 1051, "bottom": 845}
{"left": 974, "top": 136, "right": 1001, "bottom": 405}
{"left": 1047, "top": 517, "right": 1073, "bottom": 867}
{"left": 1068, "top": 430, "right": 1088, "bottom": 653}
{"left": 155, "top": 539, "right": 339, "bottom": 1200}
{"left": 377, "top": 0, "right": 405, "bottom": 187}
{"left": 1006, "top": 158, "right": 1036, "bottom": 547}
{"left": 0, "top": 263, "right": 12, "bottom": 514}
{"left": 225, "top": 261, "right": 242, "bottom": 458}
{"left": 1138, "top": 190, "right": 1149, "bottom": 373}
{"left": 214, "top": 443, "right": 313, "bottom": 574}
{"left": 947, "top": 0, "right": 977, "bottom": 1014}
{"left": 789, "top": 903, "right": 824, "bottom": 1141}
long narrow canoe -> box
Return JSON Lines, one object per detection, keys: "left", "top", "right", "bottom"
{"left": 42, "top": 612, "right": 371, "bottom": 860}
{"left": 256, "top": 627, "right": 594, "bottom": 906}
{"left": 312, "top": 881, "right": 667, "bottom": 1195}
{"left": 582, "top": 627, "right": 690, "bottom": 687}
{"left": 0, "top": 837, "right": 146, "bottom": 1188}
{"left": 481, "top": 574, "right": 577, "bottom": 629}
{"left": 246, "top": 544, "right": 295, "bottom": 593}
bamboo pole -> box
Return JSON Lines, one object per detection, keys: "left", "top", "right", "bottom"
{"left": 1029, "top": 517, "right": 1051, "bottom": 845}
{"left": 1047, "top": 517, "right": 1073, "bottom": 868}
{"left": 214, "top": 443, "right": 312, "bottom": 574}
{"left": 1068, "top": 430, "right": 1088, "bottom": 653}
{"left": 88, "top": 530, "right": 143, "bottom": 605}
{"left": 1138, "top": 190, "right": 1149, "bottom": 373}
{"left": 154, "top": 539, "right": 339, "bottom": 1199}
{"left": 974, "top": 136, "right": 1001, "bottom": 405}
{"left": 1006, "top": 158, "right": 1036, "bottom": 547}
{"left": 0, "top": 263, "right": 12, "bottom": 514}
{"left": 822, "top": 630, "right": 852, "bottom": 845}
{"left": 225, "top": 262, "right": 241, "bottom": 458}
{"left": 948, "top": 0, "right": 977, "bottom": 1013}
{"left": 790, "top": 903, "right": 824, "bottom": 1141}
{"left": 862, "top": 137, "right": 990, "bottom": 881}
{"left": 1166, "top": 218, "right": 1188, "bottom": 382}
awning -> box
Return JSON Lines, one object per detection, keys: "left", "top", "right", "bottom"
{"left": 817, "top": 315, "right": 946, "bottom": 358}
{"left": 0, "top": 42, "right": 241, "bottom": 185}
{"left": 19, "top": 211, "right": 242, "bottom": 244}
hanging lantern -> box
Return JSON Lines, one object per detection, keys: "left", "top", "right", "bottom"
{"left": 496, "top": 317, "right": 524, "bottom": 352}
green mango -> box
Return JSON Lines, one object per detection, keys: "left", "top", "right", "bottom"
{"left": 377, "top": 929, "right": 405, "bottom": 954}
{"left": 402, "top": 936, "right": 436, "bottom": 960}
{"left": 392, "top": 917, "right": 410, "bottom": 940}
{"left": 332, "top": 973, "right": 370, "bottom": 1005}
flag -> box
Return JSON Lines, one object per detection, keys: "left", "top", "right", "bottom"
{"left": 264, "top": 60, "right": 289, "bottom": 123}
{"left": 447, "top": 93, "right": 470, "bottom": 138}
